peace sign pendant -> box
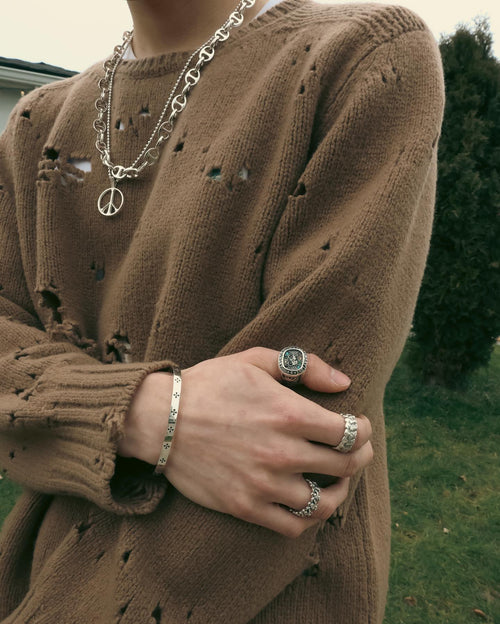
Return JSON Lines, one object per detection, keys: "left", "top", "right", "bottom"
{"left": 98, "top": 178, "right": 124, "bottom": 217}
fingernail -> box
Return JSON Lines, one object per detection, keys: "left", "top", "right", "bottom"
{"left": 331, "top": 369, "right": 351, "bottom": 386}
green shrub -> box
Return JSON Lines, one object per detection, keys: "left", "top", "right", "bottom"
{"left": 410, "top": 19, "right": 500, "bottom": 389}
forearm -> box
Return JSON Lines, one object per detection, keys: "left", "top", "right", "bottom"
{"left": 0, "top": 328, "right": 177, "bottom": 514}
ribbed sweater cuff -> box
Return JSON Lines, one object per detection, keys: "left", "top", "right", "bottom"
{"left": 10, "top": 359, "right": 177, "bottom": 515}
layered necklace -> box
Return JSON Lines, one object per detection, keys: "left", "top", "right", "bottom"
{"left": 94, "top": 0, "right": 256, "bottom": 217}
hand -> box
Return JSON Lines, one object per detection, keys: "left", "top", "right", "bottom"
{"left": 126, "top": 347, "right": 373, "bottom": 538}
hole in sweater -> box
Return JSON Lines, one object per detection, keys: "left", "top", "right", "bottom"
{"left": 118, "top": 600, "right": 131, "bottom": 616}
{"left": 238, "top": 166, "right": 250, "bottom": 180}
{"left": 208, "top": 167, "right": 222, "bottom": 181}
{"left": 151, "top": 604, "right": 162, "bottom": 624}
{"left": 302, "top": 563, "right": 320, "bottom": 577}
{"left": 68, "top": 157, "right": 92, "bottom": 173}
{"left": 321, "top": 241, "right": 330, "bottom": 251}
{"left": 40, "top": 289, "right": 63, "bottom": 324}
{"left": 115, "top": 119, "right": 125, "bottom": 131}
{"left": 333, "top": 353, "right": 344, "bottom": 365}
{"left": 292, "top": 181, "right": 306, "bottom": 197}
{"left": 9, "top": 413, "right": 16, "bottom": 423}
{"left": 14, "top": 389, "right": 25, "bottom": 396}
{"left": 381, "top": 72, "right": 388, "bottom": 84}
{"left": 106, "top": 334, "right": 132, "bottom": 364}
{"left": 291, "top": 58, "right": 297, "bottom": 65}
{"left": 96, "top": 550, "right": 105, "bottom": 562}
{"left": 254, "top": 242, "right": 263, "bottom": 254}
{"left": 9, "top": 451, "right": 15, "bottom": 459}
{"left": 121, "top": 550, "right": 131, "bottom": 564}
{"left": 139, "top": 106, "right": 150, "bottom": 116}
{"left": 187, "top": 609, "right": 193, "bottom": 620}
{"left": 174, "top": 141, "right": 184, "bottom": 153}
{"left": 44, "top": 147, "right": 59, "bottom": 161}
{"left": 305, "top": 44, "right": 311, "bottom": 52}
{"left": 21, "top": 109, "right": 31, "bottom": 119}
{"left": 91, "top": 261, "right": 106, "bottom": 281}
{"left": 299, "top": 84, "right": 305, "bottom": 95}
{"left": 352, "top": 273, "right": 359, "bottom": 285}
{"left": 76, "top": 521, "right": 92, "bottom": 536}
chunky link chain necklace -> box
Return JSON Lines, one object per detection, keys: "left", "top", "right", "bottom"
{"left": 94, "top": 0, "right": 256, "bottom": 217}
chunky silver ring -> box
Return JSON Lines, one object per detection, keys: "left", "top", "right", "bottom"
{"left": 278, "top": 346, "right": 308, "bottom": 384}
{"left": 332, "top": 413, "right": 358, "bottom": 453}
{"left": 288, "top": 479, "right": 321, "bottom": 518}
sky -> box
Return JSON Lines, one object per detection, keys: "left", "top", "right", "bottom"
{"left": 1, "top": 0, "right": 499, "bottom": 72}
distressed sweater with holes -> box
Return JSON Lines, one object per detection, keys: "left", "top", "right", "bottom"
{"left": 0, "top": 1, "right": 444, "bottom": 622}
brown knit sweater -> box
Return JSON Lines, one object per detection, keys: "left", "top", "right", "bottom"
{"left": 0, "top": 1, "right": 444, "bottom": 622}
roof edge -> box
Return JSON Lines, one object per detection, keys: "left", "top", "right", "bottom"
{"left": 0, "top": 56, "right": 77, "bottom": 78}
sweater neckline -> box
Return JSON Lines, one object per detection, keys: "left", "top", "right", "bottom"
{"left": 96, "top": 0, "right": 307, "bottom": 79}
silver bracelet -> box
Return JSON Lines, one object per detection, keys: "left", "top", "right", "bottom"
{"left": 154, "top": 367, "right": 182, "bottom": 475}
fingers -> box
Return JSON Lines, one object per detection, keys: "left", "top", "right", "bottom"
{"left": 250, "top": 478, "right": 350, "bottom": 539}
{"left": 258, "top": 437, "right": 373, "bottom": 485}
{"left": 271, "top": 402, "right": 372, "bottom": 453}
{"left": 302, "top": 412, "right": 372, "bottom": 452}
{"left": 297, "top": 440, "right": 374, "bottom": 478}
{"left": 241, "top": 346, "right": 351, "bottom": 392}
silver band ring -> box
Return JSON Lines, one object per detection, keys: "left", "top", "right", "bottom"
{"left": 288, "top": 478, "right": 321, "bottom": 518}
{"left": 332, "top": 413, "right": 358, "bottom": 453}
{"left": 278, "top": 346, "right": 308, "bottom": 384}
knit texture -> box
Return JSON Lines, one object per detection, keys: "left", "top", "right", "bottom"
{"left": 0, "top": 1, "right": 444, "bottom": 622}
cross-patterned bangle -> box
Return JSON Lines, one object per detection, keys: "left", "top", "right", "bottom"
{"left": 154, "top": 367, "right": 182, "bottom": 475}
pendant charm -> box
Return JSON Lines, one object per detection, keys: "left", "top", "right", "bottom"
{"left": 98, "top": 178, "right": 124, "bottom": 216}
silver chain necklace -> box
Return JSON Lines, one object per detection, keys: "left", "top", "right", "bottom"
{"left": 94, "top": 0, "right": 256, "bottom": 217}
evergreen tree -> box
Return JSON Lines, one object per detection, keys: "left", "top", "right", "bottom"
{"left": 409, "top": 18, "right": 500, "bottom": 389}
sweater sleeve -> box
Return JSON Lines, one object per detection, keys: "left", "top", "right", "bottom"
{"left": 200, "top": 26, "right": 444, "bottom": 618}
{"left": 0, "top": 103, "right": 177, "bottom": 515}
{"left": 218, "top": 25, "right": 444, "bottom": 516}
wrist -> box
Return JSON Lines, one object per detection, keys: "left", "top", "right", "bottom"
{"left": 118, "top": 371, "right": 173, "bottom": 465}
{"left": 154, "top": 367, "right": 182, "bottom": 474}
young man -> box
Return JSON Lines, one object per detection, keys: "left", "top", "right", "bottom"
{"left": 0, "top": 0, "right": 444, "bottom": 621}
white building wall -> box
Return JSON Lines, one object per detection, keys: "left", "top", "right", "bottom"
{"left": 0, "top": 86, "right": 26, "bottom": 131}
{"left": 0, "top": 64, "right": 74, "bottom": 133}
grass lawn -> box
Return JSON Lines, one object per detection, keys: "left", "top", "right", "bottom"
{"left": 385, "top": 342, "right": 500, "bottom": 624}
{"left": 1, "top": 342, "right": 498, "bottom": 623}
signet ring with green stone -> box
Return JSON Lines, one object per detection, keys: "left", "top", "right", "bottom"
{"left": 278, "top": 347, "right": 308, "bottom": 384}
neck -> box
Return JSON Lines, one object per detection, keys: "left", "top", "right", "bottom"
{"left": 127, "top": 0, "right": 269, "bottom": 58}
